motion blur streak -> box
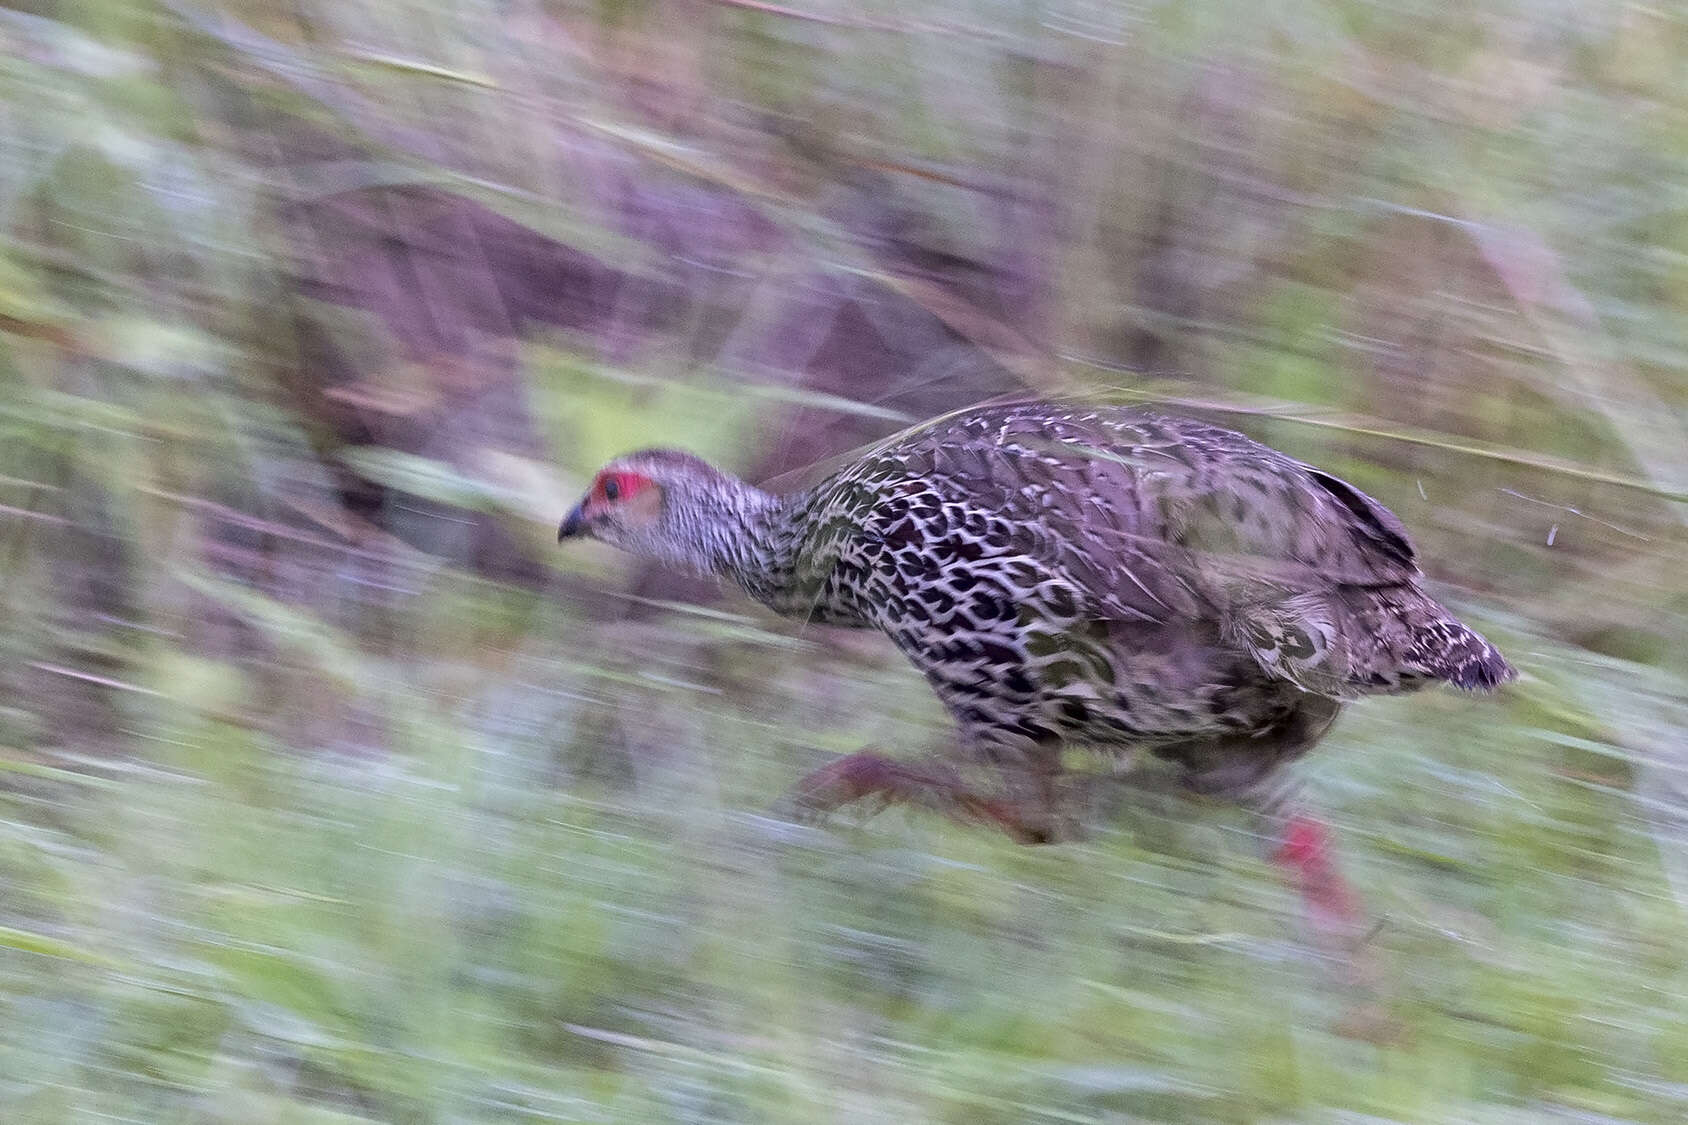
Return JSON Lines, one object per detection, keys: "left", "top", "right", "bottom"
{"left": 1, "top": 1, "right": 1685, "bottom": 1120}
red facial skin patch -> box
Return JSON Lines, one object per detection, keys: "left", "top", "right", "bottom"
{"left": 589, "top": 470, "right": 654, "bottom": 511}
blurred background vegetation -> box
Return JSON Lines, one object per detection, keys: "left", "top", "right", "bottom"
{"left": 2, "top": 0, "right": 1687, "bottom": 1120}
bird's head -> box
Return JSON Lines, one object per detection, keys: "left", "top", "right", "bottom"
{"left": 558, "top": 450, "right": 772, "bottom": 575}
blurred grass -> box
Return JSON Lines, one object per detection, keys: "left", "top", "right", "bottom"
{"left": 3, "top": 0, "right": 1688, "bottom": 1121}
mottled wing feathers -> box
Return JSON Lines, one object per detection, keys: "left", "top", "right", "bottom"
{"left": 800, "top": 401, "right": 1457, "bottom": 697}
{"left": 1304, "top": 469, "right": 1416, "bottom": 571}
{"left": 866, "top": 401, "right": 1419, "bottom": 587}
{"left": 848, "top": 406, "right": 1207, "bottom": 627}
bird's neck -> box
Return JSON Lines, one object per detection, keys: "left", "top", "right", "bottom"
{"left": 688, "top": 483, "right": 808, "bottom": 605}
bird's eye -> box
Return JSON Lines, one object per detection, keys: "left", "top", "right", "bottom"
{"left": 595, "top": 471, "right": 651, "bottom": 506}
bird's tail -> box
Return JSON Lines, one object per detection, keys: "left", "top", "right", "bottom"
{"left": 1398, "top": 602, "right": 1516, "bottom": 691}
{"left": 1238, "top": 586, "right": 1516, "bottom": 696}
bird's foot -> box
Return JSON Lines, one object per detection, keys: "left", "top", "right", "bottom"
{"left": 783, "top": 750, "right": 1059, "bottom": 845}
{"left": 784, "top": 750, "right": 921, "bottom": 823}
{"left": 1266, "top": 812, "right": 1399, "bottom": 1041}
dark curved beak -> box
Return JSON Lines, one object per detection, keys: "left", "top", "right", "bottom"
{"left": 557, "top": 503, "right": 586, "bottom": 541}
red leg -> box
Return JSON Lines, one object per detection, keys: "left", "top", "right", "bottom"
{"left": 788, "top": 750, "right": 1055, "bottom": 844}
{"left": 1268, "top": 812, "right": 1401, "bottom": 1040}
{"left": 1272, "top": 814, "right": 1366, "bottom": 939}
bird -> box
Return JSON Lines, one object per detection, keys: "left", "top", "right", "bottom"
{"left": 558, "top": 398, "right": 1514, "bottom": 935}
